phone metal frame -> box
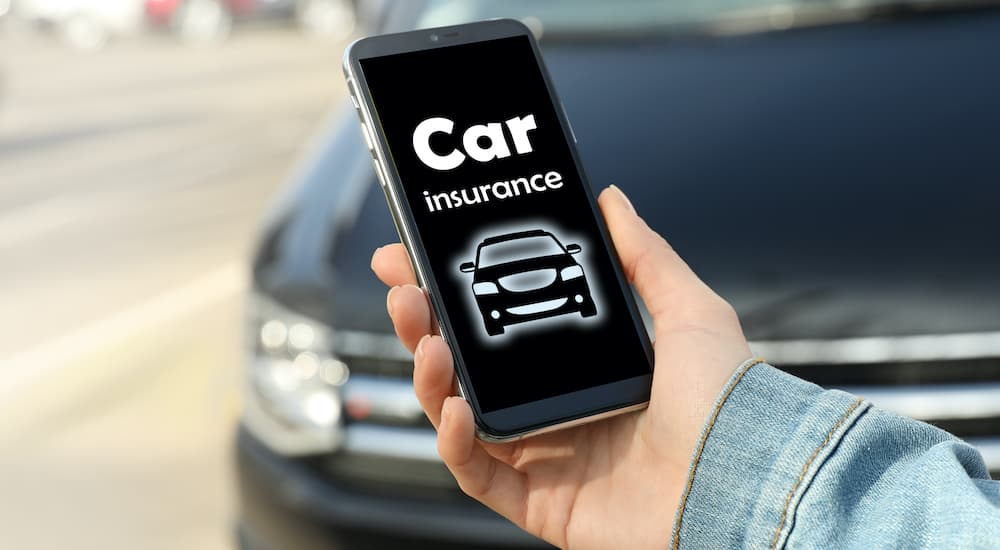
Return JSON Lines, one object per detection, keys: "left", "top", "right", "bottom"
{"left": 343, "top": 19, "right": 654, "bottom": 442}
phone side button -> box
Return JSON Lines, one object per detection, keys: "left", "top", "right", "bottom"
{"left": 373, "top": 158, "right": 389, "bottom": 188}
{"left": 359, "top": 121, "right": 375, "bottom": 151}
{"left": 346, "top": 78, "right": 360, "bottom": 108}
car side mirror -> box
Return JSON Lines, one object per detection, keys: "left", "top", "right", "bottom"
{"left": 459, "top": 262, "right": 476, "bottom": 273}
{"left": 565, "top": 244, "right": 582, "bottom": 254}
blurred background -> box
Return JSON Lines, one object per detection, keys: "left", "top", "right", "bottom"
{"left": 1, "top": 1, "right": 998, "bottom": 549}
{"left": 0, "top": 1, "right": 359, "bottom": 548}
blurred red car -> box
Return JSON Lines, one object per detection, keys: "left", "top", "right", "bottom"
{"left": 146, "top": 0, "right": 355, "bottom": 43}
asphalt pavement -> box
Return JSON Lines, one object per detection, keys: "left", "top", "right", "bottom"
{"left": 0, "top": 26, "right": 347, "bottom": 549}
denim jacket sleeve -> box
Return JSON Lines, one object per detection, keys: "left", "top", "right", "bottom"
{"left": 670, "top": 360, "right": 1000, "bottom": 549}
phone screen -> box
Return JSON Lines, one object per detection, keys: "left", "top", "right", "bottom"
{"left": 359, "top": 35, "right": 651, "bottom": 414}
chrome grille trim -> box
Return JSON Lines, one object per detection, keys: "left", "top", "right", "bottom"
{"left": 342, "top": 424, "right": 440, "bottom": 462}
{"left": 837, "top": 383, "right": 1000, "bottom": 420}
{"left": 336, "top": 420, "right": 1000, "bottom": 473}
{"left": 342, "top": 375, "right": 424, "bottom": 424}
{"left": 751, "top": 331, "right": 1000, "bottom": 365}
{"left": 333, "top": 329, "right": 411, "bottom": 361}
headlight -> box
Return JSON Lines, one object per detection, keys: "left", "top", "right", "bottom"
{"left": 242, "top": 291, "right": 348, "bottom": 456}
{"left": 473, "top": 281, "right": 499, "bottom": 295}
{"left": 560, "top": 265, "right": 584, "bottom": 280}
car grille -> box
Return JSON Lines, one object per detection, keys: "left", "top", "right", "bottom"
{"left": 323, "top": 330, "right": 999, "bottom": 487}
{"left": 324, "top": 331, "right": 454, "bottom": 490}
{"left": 755, "top": 332, "right": 1000, "bottom": 478}
{"left": 330, "top": 329, "right": 429, "bottom": 428}
{"left": 338, "top": 353, "right": 413, "bottom": 379}
{"left": 498, "top": 269, "right": 557, "bottom": 292}
{"left": 778, "top": 357, "right": 1000, "bottom": 387}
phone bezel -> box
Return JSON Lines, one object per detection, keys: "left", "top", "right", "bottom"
{"left": 344, "top": 19, "right": 655, "bottom": 441}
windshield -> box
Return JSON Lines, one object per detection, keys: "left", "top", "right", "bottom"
{"left": 417, "top": 0, "right": 987, "bottom": 36}
{"left": 478, "top": 235, "right": 565, "bottom": 268}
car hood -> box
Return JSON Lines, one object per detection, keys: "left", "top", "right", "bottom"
{"left": 308, "top": 11, "right": 1000, "bottom": 341}
{"left": 543, "top": 15, "right": 1000, "bottom": 340}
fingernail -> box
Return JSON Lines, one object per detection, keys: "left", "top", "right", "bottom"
{"left": 371, "top": 247, "right": 381, "bottom": 271}
{"left": 386, "top": 286, "right": 398, "bottom": 317}
{"left": 609, "top": 184, "right": 636, "bottom": 215}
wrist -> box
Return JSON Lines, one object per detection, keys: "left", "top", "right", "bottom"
{"left": 669, "top": 360, "right": 869, "bottom": 549}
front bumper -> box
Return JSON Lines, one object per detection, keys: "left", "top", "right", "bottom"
{"left": 235, "top": 425, "right": 551, "bottom": 549}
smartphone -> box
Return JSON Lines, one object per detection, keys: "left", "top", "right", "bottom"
{"left": 343, "top": 18, "right": 654, "bottom": 442}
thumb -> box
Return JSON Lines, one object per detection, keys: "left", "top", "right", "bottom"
{"left": 597, "top": 185, "right": 704, "bottom": 321}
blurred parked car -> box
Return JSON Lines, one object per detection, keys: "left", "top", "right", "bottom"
{"left": 14, "top": 0, "right": 144, "bottom": 50}
{"left": 145, "top": 0, "right": 356, "bottom": 43}
{"left": 237, "top": 0, "right": 1000, "bottom": 548}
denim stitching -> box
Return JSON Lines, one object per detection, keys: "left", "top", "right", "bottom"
{"left": 769, "top": 397, "right": 866, "bottom": 549}
{"left": 671, "top": 357, "right": 765, "bottom": 550}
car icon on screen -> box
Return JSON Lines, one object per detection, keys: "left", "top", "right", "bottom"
{"left": 459, "top": 229, "right": 597, "bottom": 336}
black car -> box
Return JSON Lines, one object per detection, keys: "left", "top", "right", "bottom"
{"left": 460, "top": 229, "right": 595, "bottom": 336}
{"left": 237, "top": 1, "right": 1000, "bottom": 548}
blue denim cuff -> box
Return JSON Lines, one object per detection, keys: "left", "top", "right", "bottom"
{"left": 670, "top": 360, "right": 871, "bottom": 550}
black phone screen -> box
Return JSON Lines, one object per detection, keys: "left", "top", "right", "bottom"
{"left": 359, "top": 35, "right": 651, "bottom": 413}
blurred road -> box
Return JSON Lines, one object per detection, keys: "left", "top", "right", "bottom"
{"left": 0, "top": 28, "right": 347, "bottom": 549}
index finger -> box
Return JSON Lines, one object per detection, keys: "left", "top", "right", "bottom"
{"left": 372, "top": 243, "right": 417, "bottom": 287}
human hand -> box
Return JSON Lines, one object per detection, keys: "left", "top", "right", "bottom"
{"left": 371, "top": 185, "right": 753, "bottom": 549}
